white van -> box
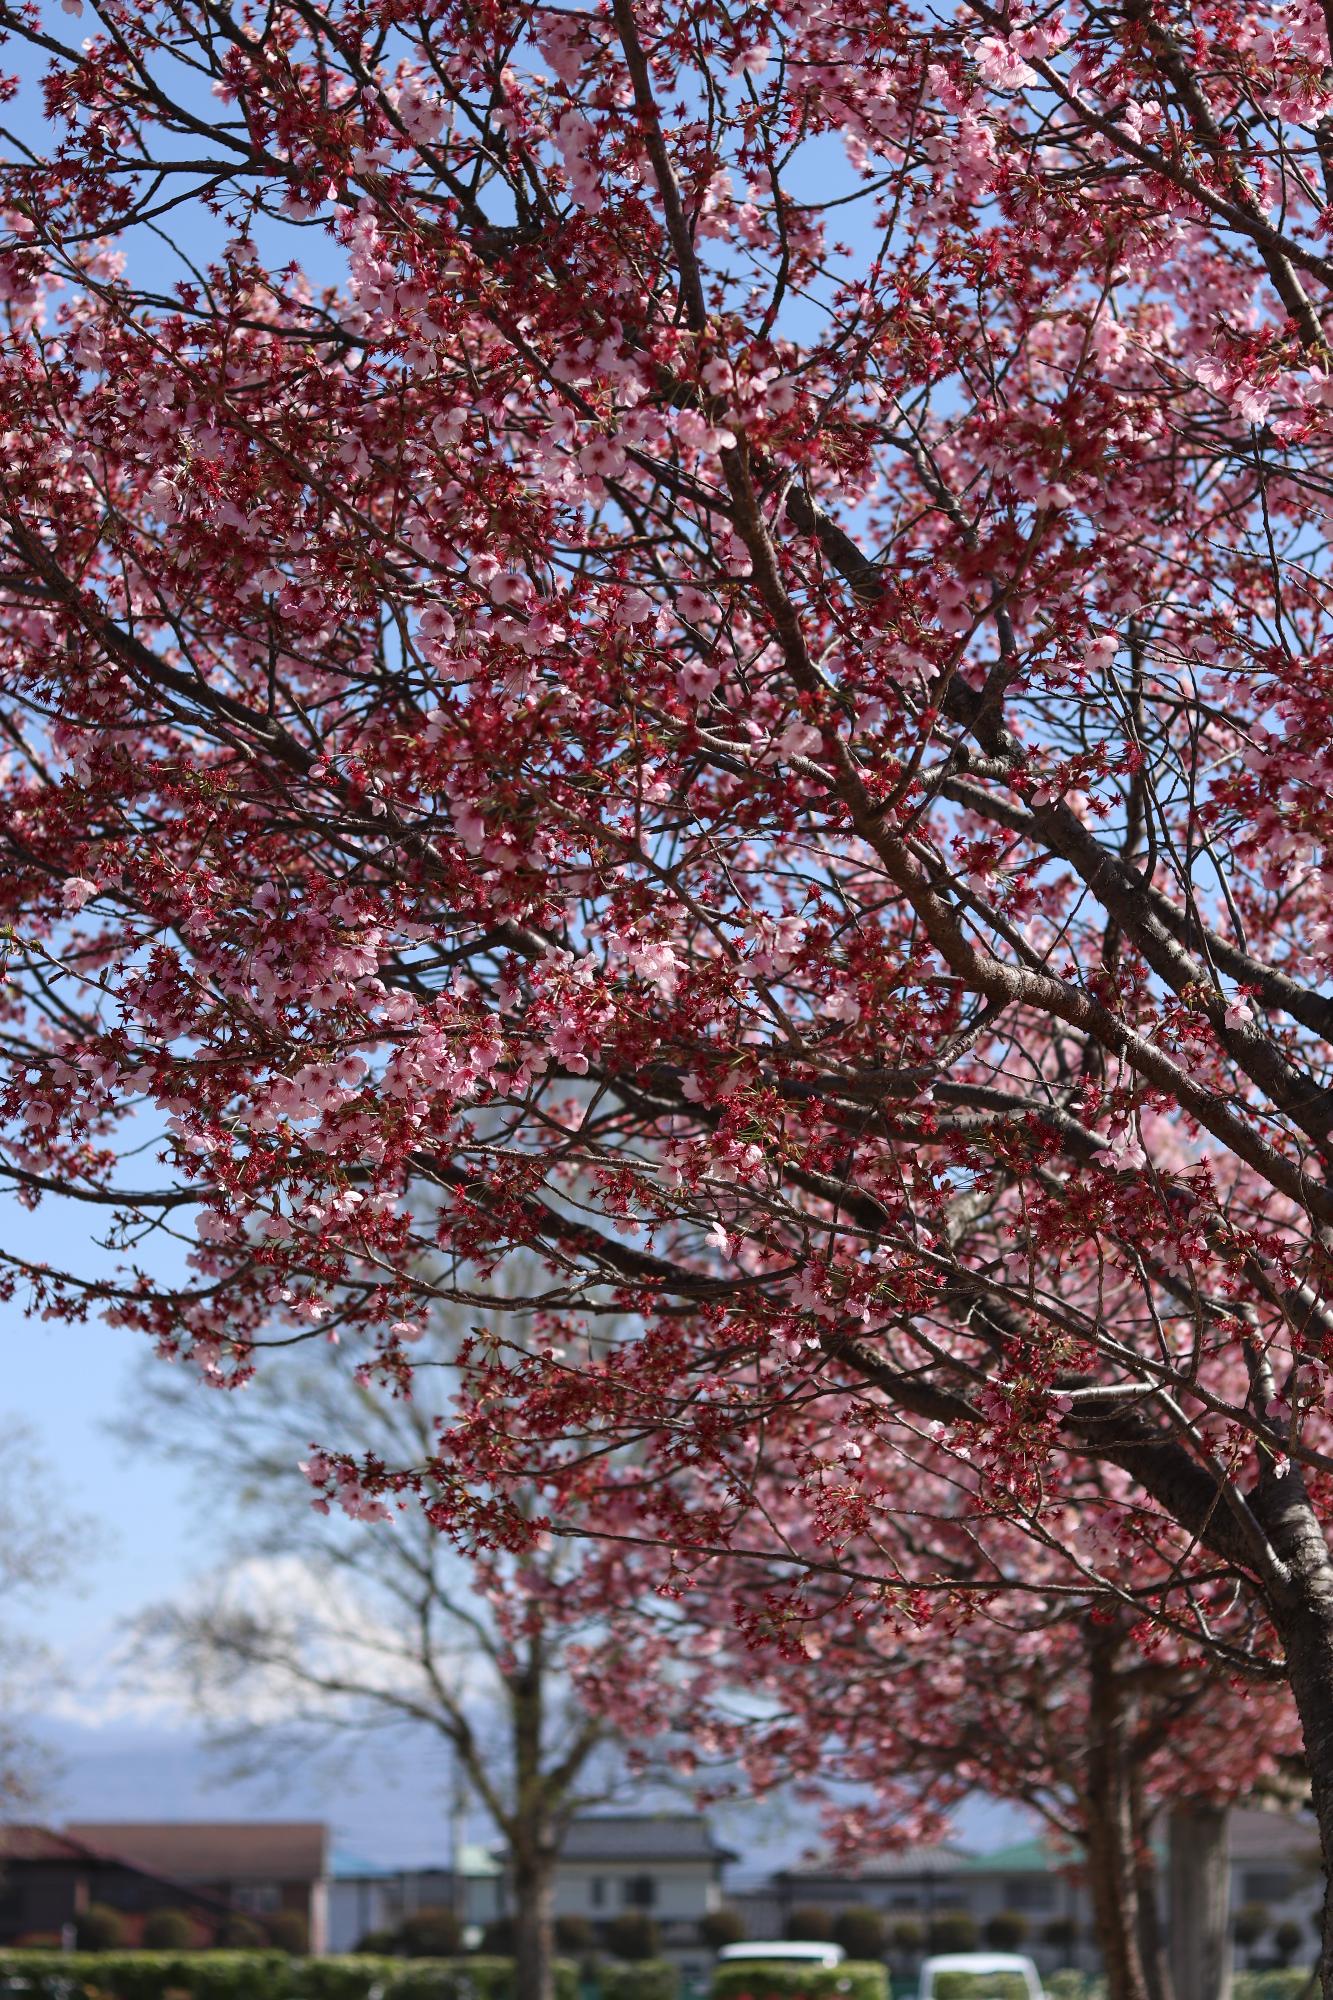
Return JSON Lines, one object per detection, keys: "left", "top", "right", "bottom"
{"left": 716, "top": 1943, "right": 848, "bottom": 1970}
{"left": 916, "top": 1953, "right": 1044, "bottom": 2000}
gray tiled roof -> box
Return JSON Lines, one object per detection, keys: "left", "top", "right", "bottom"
{"left": 778, "top": 1843, "right": 976, "bottom": 1881}
{"left": 558, "top": 1815, "right": 736, "bottom": 1863}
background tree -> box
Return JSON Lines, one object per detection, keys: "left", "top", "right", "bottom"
{"left": 127, "top": 1333, "right": 650, "bottom": 2000}
{"left": 0, "top": 1421, "right": 84, "bottom": 1812}
{"left": 623, "top": 1442, "right": 1297, "bottom": 2000}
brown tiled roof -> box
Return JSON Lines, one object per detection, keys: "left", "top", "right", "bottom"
{"left": 0, "top": 1826, "right": 99, "bottom": 1864}
{"left": 65, "top": 1822, "right": 328, "bottom": 1883}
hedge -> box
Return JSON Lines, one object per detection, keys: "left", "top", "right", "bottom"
{"left": 599, "top": 1962, "right": 679, "bottom": 2000}
{"left": 710, "top": 1961, "right": 888, "bottom": 2000}
{"left": 0, "top": 1953, "right": 579, "bottom": 2000}
{"left": 1232, "top": 1976, "right": 1315, "bottom": 2000}
{"left": 929, "top": 1977, "right": 1029, "bottom": 2000}
{"left": 292, "top": 1958, "right": 400, "bottom": 2000}
{"left": 0, "top": 1953, "right": 292, "bottom": 2000}
{"left": 377, "top": 1960, "right": 578, "bottom": 2000}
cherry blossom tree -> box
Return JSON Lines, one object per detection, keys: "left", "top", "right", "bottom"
{"left": 7, "top": 0, "right": 1333, "bottom": 1985}
{"left": 637, "top": 1480, "right": 1305, "bottom": 2000}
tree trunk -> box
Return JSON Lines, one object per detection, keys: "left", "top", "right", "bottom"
{"left": 1167, "top": 1803, "right": 1230, "bottom": 2000}
{"left": 512, "top": 1848, "right": 557, "bottom": 2000}
{"left": 1131, "top": 1780, "right": 1173, "bottom": 2000}
{"left": 1251, "top": 1469, "right": 1333, "bottom": 2000}
{"left": 1085, "top": 1624, "right": 1154, "bottom": 2000}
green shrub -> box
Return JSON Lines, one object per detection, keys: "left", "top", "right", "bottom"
{"left": 0, "top": 1952, "right": 578, "bottom": 2000}
{"left": 378, "top": 1956, "right": 578, "bottom": 2000}
{"left": 296, "top": 1955, "right": 401, "bottom": 2000}
{"left": 1233, "top": 1976, "right": 1316, "bottom": 2000}
{"left": 0, "top": 1952, "right": 292, "bottom": 2000}
{"left": 925, "top": 1915, "right": 978, "bottom": 1956}
{"left": 1234, "top": 1906, "right": 1273, "bottom": 1950}
{"left": 784, "top": 1912, "right": 833, "bottom": 1944}
{"left": 831, "top": 1912, "right": 885, "bottom": 1962}
{"left": 265, "top": 1913, "right": 309, "bottom": 1957}
{"left": 599, "top": 1960, "right": 680, "bottom": 2000}
{"left": 982, "top": 1915, "right": 1028, "bottom": 1953}
{"left": 604, "top": 1917, "right": 660, "bottom": 1965}
{"left": 215, "top": 1917, "right": 266, "bottom": 1952}
{"left": 698, "top": 1913, "right": 746, "bottom": 1952}
{"left": 930, "top": 1976, "right": 1028, "bottom": 2000}
{"left": 1271, "top": 1924, "right": 1305, "bottom": 1970}
{"left": 75, "top": 1908, "right": 127, "bottom": 1952}
{"left": 140, "top": 1914, "right": 195, "bottom": 1953}
{"left": 888, "top": 1918, "right": 924, "bottom": 1958}
{"left": 1043, "top": 1975, "right": 1101, "bottom": 2000}
{"left": 554, "top": 1918, "right": 596, "bottom": 1955}
{"left": 396, "top": 1913, "right": 461, "bottom": 1960}
{"left": 710, "top": 1957, "right": 889, "bottom": 2000}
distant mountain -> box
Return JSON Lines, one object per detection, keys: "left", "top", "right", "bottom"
{"left": 25, "top": 1716, "right": 1035, "bottom": 1875}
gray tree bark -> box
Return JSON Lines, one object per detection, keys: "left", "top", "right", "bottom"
{"left": 1167, "top": 1803, "right": 1231, "bottom": 2000}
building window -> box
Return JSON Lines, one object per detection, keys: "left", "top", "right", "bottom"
{"left": 1005, "top": 1880, "right": 1056, "bottom": 1913}
{"left": 590, "top": 1880, "right": 605, "bottom": 1909}
{"left": 623, "top": 1876, "right": 656, "bottom": 1909}
{"left": 1243, "top": 1873, "right": 1294, "bottom": 1904}
{"left": 234, "top": 1883, "right": 283, "bottom": 1915}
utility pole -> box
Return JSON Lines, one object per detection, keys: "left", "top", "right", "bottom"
{"left": 451, "top": 1759, "right": 469, "bottom": 1925}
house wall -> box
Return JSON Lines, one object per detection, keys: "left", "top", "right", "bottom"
{"left": 327, "top": 1869, "right": 503, "bottom": 1953}
{"left": 554, "top": 1859, "right": 721, "bottom": 1924}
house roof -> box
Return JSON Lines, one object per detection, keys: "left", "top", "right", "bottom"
{"left": 65, "top": 1822, "right": 329, "bottom": 1883}
{"left": 557, "top": 1815, "right": 737, "bottom": 1864}
{"left": 778, "top": 1844, "right": 976, "bottom": 1883}
{"left": 3, "top": 1826, "right": 239, "bottom": 1918}
{"left": 0, "top": 1825, "right": 103, "bottom": 1864}
{"left": 331, "top": 1851, "right": 397, "bottom": 1881}
{"left": 1228, "top": 1809, "right": 1321, "bottom": 1866}
{"left": 961, "top": 1840, "right": 1071, "bottom": 1875}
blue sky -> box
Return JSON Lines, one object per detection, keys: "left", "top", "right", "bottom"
{"left": 6, "top": 1192, "right": 197, "bottom": 1652}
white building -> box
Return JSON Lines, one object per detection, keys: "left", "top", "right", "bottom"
{"left": 553, "top": 1811, "right": 735, "bottom": 1985}
{"left": 1227, "top": 1807, "right": 1322, "bottom": 1966}
{"left": 328, "top": 1844, "right": 505, "bottom": 1954}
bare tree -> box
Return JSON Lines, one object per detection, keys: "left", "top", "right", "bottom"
{"left": 125, "top": 1314, "right": 648, "bottom": 2000}
{"left": 0, "top": 1420, "right": 84, "bottom": 1813}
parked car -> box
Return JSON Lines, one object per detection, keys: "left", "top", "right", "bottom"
{"left": 916, "top": 1953, "right": 1044, "bottom": 2000}
{"left": 717, "top": 1943, "right": 848, "bottom": 1969}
